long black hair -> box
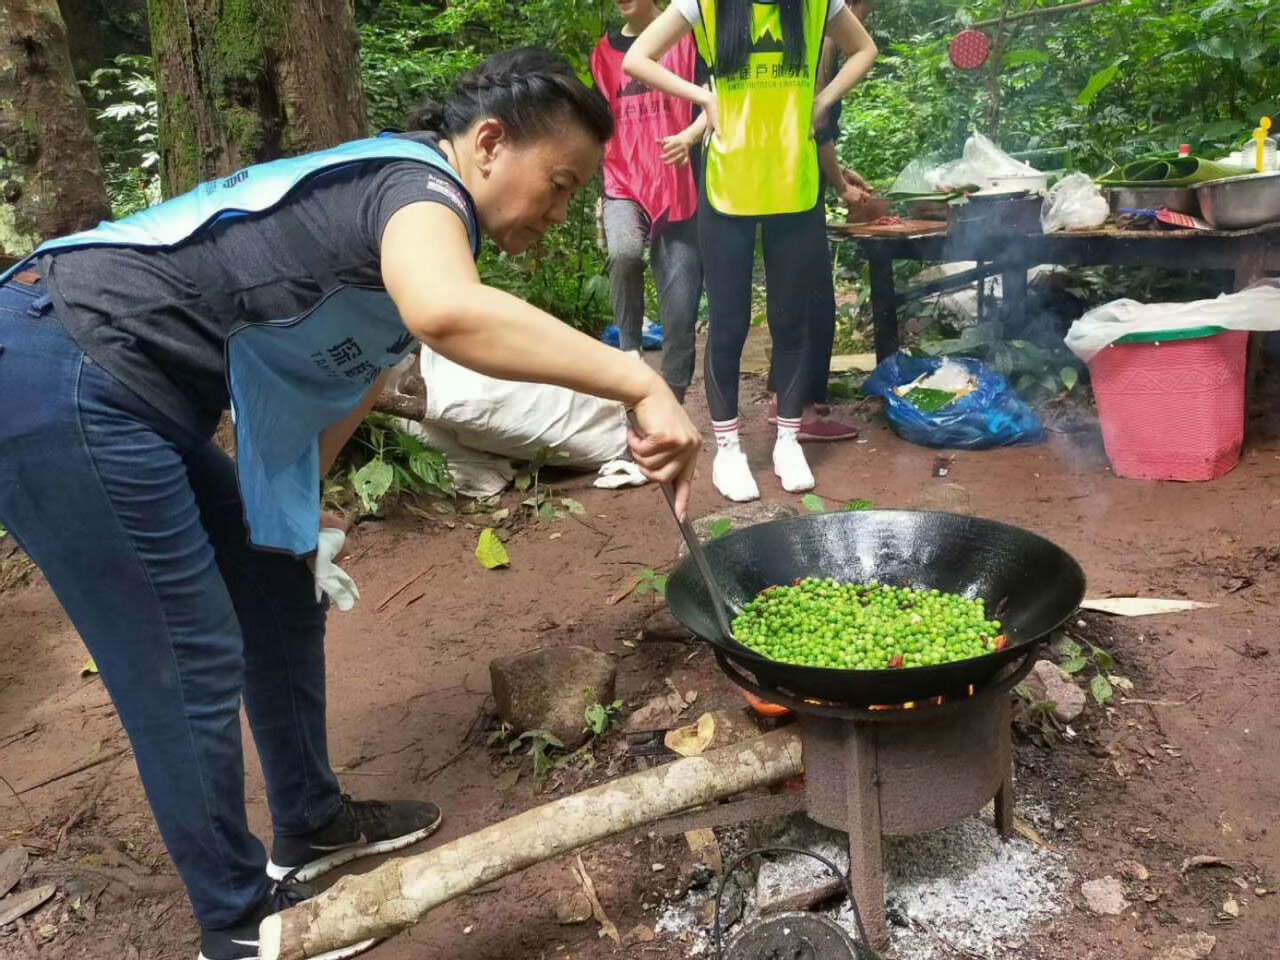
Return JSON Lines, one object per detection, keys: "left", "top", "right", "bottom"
{"left": 715, "top": 0, "right": 808, "bottom": 76}
{"left": 408, "top": 48, "right": 614, "bottom": 145}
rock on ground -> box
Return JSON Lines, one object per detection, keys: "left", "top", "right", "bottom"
{"left": 490, "top": 645, "right": 616, "bottom": 750}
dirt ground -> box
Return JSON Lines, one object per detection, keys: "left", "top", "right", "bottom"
{"left": 2, "top": 349, "right": 1279, "bottom": 960}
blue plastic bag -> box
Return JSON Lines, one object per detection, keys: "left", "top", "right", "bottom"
{"left": 601, "top": 318, "right": 663, "bottom": 351}
{"left": 863, "top": 353, "right": 1044, "bottom": 449}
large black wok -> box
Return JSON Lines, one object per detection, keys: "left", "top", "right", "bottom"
{"left": 665, "top": 510, "right": 1086, "bottom": 707}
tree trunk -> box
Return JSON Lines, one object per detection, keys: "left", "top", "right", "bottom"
{"left": 260, "top": 729, "right": 805, "bottom": 960}
{"left": 0, "top": 0, "right": 111, "bottom": 265}
{"left": 146, "top": 0, "right": 367, "bottom": 196}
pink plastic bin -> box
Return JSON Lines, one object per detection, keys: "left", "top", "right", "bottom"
{"left": 1088, "top": 327, "right": 1248, "bottom": 481}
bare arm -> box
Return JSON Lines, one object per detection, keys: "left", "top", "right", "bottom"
{"left": 381, "top": 202, "right": 700, "bottom": 512}
{"left": 623, "top": 7, "right": 710, "bottom": 112}
{"left": 319, "top": 370, "right": 390, "bottom": 477}
{"left": 818, "top": 140, "right": 844, "bottom": 192}
{"left": 812, "top": 8, "right": 878, "bottom": 122}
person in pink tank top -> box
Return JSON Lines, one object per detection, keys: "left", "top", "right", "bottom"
{"left": 591, "top": 0, "right": 706, "bottom": 402}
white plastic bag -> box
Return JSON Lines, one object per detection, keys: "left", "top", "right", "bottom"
{"left": 931, "top": 133, "right": 1043, "bottom": 192}
{"left": 1041, "top": 172, "right": 1109, "bottom": 233}
{"left": 1065, "top": 279, "right": 1280, "bottom": 363}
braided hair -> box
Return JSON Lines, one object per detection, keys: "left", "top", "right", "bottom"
{"left": 408, "top": 48, "right": 613, "bottom": 145}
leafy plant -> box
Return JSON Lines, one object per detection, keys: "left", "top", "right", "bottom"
{"left": 1058, "top": 636, "right": 1117, "bottom": 705}
{"left": 802, "top": 494, "right": 826, "bottom": 513}
{"left": 844, "top": 499, "right": 875, "bottom": 511}
{"left": 514, "top": 446, "right": 580, "bottom": 522}
{"left": 343, "top": 413, "right": 453, "bottom": 515}
{"left": 584, "top": 698, "right": 623, "bottom": 737}
{"left": 915, "top": 322, "right": 1083, "bottom": 403}
{"left": 508, "top": 728, "right": 566, "bottom": 780}
{"left": 1012, "top": 684, "right": 1067, "bottom": 747}
{"left": 80, "top": 54, "right": 161, "bottom": 217}
{"left": 634, "top": 569, "right": 668, "bottom": 597}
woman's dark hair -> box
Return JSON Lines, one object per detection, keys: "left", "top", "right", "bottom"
{"left": 716, "top": 0, "right": 808, "bottom": 76}
{"left": 408, "top": 48, "right": 613, "bottom": 145}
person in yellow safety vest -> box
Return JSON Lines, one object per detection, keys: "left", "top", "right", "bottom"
{"left": 625, "top": 0, "right": 877, "bottom": 502}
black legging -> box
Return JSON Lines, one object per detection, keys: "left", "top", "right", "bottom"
{"left": 699, "top": 187, "right": 834, "bottom": 423}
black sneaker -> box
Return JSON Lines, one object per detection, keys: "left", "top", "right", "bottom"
{"left": 197, "top": 879, "right": 377, "bottom": 960}
{"left": 267, "top": 793, "right": 442, "bottom": 883}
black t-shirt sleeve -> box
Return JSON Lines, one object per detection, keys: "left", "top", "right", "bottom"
{"left": 358, "top": 161, "right": 479, "bottom": 257}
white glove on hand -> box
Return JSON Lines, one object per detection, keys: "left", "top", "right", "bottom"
{"left": 315, "top": 527, "right": 360, "bottom": 611}
{"left": 593, "top": 459, "right": 649, "bottom": 490}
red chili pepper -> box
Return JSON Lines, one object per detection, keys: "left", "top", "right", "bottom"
{"left": 889, "top": 654, "right": 905, "bottom": 668}
{"left": 992, "top": 635, "right": 1008, "bottom": 651}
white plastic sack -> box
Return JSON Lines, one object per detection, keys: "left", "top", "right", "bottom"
{"left": 1041, "top": 173, "right": 1109, "bottom": 233}
{"left": 419, "top": 345, "right": 629, "bottom": 468}
{"left": 930, "top": 133, "right": 1042, "bottom": 193}
{"left": 1065, "top": 279, "right": 1280, "bottom": 363}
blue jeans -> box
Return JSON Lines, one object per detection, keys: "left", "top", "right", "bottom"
{"left": 0, "top": 277, "right": 341, "bottom": 928}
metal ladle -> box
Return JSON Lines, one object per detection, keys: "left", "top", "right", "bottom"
{"left": 626, "top": 411, "right": 738, "bottom": 641}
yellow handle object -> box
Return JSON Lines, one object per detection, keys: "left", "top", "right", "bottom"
{"left": 1254, "top": 116, "right": 1272, "bottom": 173}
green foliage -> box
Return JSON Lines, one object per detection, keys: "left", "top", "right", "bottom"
{"left": 634, "top": 569, "right": 668, "bottom": 597}
{"left": 1058, "top": 635, "right": 1116, "bottom": 705}
{"left": 915, "top": 321, "right": 1082, "bottom": 402}
{"left": 80, "top": 54, "right": 161, "bottom": 217}
{"left": 584, "top": 698, "right": 623, "bottom": 737}
{"left": 339, "top": 413, "right": 454, "bottom": 516}
{"left": 841, "top": 0, "right": 1279, "bottom": 182}
{"left": 357, "top": 0, "right": 615, "bottom": 333}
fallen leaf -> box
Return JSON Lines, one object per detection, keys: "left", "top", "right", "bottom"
{"left": 1081, "top": 597, "right": 1217, "bottom": 616}
{"left": 495, "top": 769, "right": 520, "bottom": 793}
{"left": 549, "top": 532, "right": 562, "bottom": 541}
{"left": 664, "top": 713, "right": 716, "bottom": 758}
{"left": 1221, "top": 897, "right": 1240, "bottom": 918}
{"left": 0, "top": 847, "right": 28, "bottom": 899}
{"left": 560, "top": 497, "right": 586, "bottom": 516}
{"left": 80, "top": 658, "right": 98, "bottom": 677}
{"left": 1180, "top": 855, "right": 1231, "bottom": 875}
{"left": 475, "top": 528, "right": 511, "bottom": 569}
{"left": 0, "top": 883, "right": 55, "bottom": 926}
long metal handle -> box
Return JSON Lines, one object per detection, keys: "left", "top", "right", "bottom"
{"left": 626, "top": 412, "right": 737, "bottom": 641}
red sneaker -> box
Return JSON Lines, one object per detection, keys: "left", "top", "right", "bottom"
{"left": 797, "top": 416, "right": 859, "bottom": 443}
{"left": 766, "top": 397, "right": 833, "bottom": 424}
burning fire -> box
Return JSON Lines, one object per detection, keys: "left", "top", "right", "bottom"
{"left": 863, "top": 684, "right": 976, "bottom": 712}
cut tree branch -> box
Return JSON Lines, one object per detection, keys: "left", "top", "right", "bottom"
{"left": 260, "top": 729, "right": 803, "bottom": 959}
{"left": 972, "top": 0, "right": 1111, "bottom": 29}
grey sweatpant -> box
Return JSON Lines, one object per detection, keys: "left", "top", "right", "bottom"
{"left": 602, "top": 197, "right": 702, "bottom": 401}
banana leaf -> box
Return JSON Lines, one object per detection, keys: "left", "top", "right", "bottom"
{"left": 1098, "top": 154, "right": 1252, "bottom": 187}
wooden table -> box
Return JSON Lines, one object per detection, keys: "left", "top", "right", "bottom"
{"left": 829, "top": 220, "right": 1280, "bottom": 361}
